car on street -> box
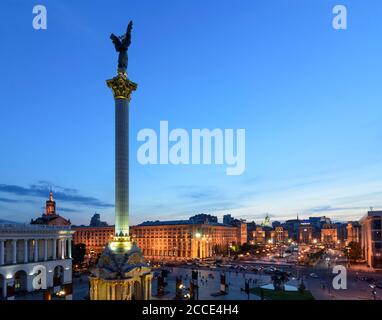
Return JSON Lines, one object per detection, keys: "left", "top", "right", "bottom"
{"left": 309, "top": 273, "right": 318, "bottom": 278}
{"left": 263, "top": 267, "right": 276, "bottom": 274}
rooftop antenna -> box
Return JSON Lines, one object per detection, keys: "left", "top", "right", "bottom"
{"left": 370, "top": 207, "right": 374, "bottom": 212}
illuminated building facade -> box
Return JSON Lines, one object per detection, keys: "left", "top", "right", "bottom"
{"left": 320, "top": 224, "right": 338, "bottom": 247}
{"left": 72, "top": 226, "right": 115, "bottom": 256}
{"left": 252, "top": 226, "right": 266, "bottom": 244}
{"left": 236, "top": 222, "right": 247, "bottom": 245}
{"left": 221, "top": 215, "right": 247, "bottom": 245}
{"left": 131, "top": 220, "right": 238, "bottom": 260}
{"left": 270, "top": 227, "right": 289, "bottom": 244}
{"left": 346, "top": 222, "right": 361, "bottom": 245}
{"left": 360, "top": 210, "right": 382, "bottom": 269}
{"left": 298, "top": 224, "right": 313, "bottom": 244}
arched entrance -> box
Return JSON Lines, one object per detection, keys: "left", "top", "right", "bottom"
{"left": 53, "top": 266, "right": 64, "bottom": 286}
{"left": 14, "top": 270, "right": 28, "bottom": 295}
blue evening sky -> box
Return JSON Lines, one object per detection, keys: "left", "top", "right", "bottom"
{"left": 0, "top": 0, "right": 382, "bottom": 225}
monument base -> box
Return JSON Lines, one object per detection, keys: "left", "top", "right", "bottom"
{"left": 89, "top": 239, "right": 152, "bottom": 300}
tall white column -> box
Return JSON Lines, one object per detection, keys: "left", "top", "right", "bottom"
{"left": 53, "top": 239, "right": 57, "bottom": 260}
{"left": 57, "top": 239, "right": 61, "bottom": 259}
{"left": 68, "top": 238, "right": 72, "bottom": 259}
{"left": 106, "top": 74, "right": 137, "bottom": 238}
{"left": 34, "top": 240, "right": 38, "bottom": 262}
{"left": 44, "top": 239, "right": 48, "bottom": 261}
{"left": 0, "top": 240, "right": 4, "bottom": 265}
{"left": 115, "top": 96, "right": 130, "bottom": 237}
{"left": 61, "top": 239, "right": 65, "bottom": 259}
{"left": 12, "top": 240, "right": 17, "bottom": 264}
{"left": 23, "top": 240, "right": 28, "bottom": 263}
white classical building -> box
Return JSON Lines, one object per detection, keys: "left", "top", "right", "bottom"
{"left": 0, "top": 221, "right": 74, "bottom": 300}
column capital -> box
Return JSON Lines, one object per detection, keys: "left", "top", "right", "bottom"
{"left": 106, "top": 71, "right": 137, "bottom": 100}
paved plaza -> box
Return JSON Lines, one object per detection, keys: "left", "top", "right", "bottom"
{"left": 9, "top": 261, "right": 382, "bottom": 301}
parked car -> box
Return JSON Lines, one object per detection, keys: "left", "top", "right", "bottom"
{"left": 263, "top": 267, "right": 276, "bottom": 274}
{"left": 309, "top": 273, "right": 318, "bottom": 278}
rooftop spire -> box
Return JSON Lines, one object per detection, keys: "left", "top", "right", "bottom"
{"left": 46, "top": 191, "right": 56, "bottom": 215}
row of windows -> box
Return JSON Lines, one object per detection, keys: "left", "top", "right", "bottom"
{"left": 74, "top": 236, "right": 110, "bottom": 240}
{"left": 74, "top": 234, "right": 113, "bottom": 238}
{"left": 142, "top": 249, "right": 192, "bottom": 257}
{"left": 74, "top": 232, "right": 113, "bottom": 237}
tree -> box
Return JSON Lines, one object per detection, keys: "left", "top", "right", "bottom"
{"left": 238, "top": 243, "right": 259, "bottom": 255}
{"left": 345, "top": 241, "right": 362, "bottom": 262}
{"left": 72, "top": 243, "right": 86, "bottom": 265}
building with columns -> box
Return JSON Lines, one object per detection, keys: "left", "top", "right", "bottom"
{"left": 0, "top": 221, "right": 74, "bottom": 300}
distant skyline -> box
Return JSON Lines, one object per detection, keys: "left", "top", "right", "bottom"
{"left": 1, "top": 0, "right": 382, "bottom": 226}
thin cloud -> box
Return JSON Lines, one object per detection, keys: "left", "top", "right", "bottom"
{"left": 0, "top": 183, "right": 114, "bottom": 208}
{"left": 306, "top": 205, "right": 367, "bottom": 213}
{"left": 177, "top": 186, "right": 223, "bottom": 201}
{"left": 0, "top": 197, "right": 34, "bottom": 204}
{"left": 0, "top": 197, "right": 18, "bottom": 203}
